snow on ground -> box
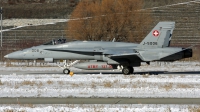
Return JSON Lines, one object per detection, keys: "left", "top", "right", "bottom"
{"left": 2, "top": 19, "right": 68, "bottom": 27}
{"left": 0, "top": 104, "right": 199, "bottom": 112}
{"left": 0, "top": 19, "right": 69, "bottom": 33}
{"left": 0, "top": 61, "right": 200, "bottom": 98}
{"left": 1, "top": 74, "right": 200, "bottom": 98}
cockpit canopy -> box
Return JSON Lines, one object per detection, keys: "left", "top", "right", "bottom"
{"left": 43, "top": 39, "right": 67, "bottom": 45}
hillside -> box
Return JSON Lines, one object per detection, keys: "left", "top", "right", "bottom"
{"left": 0, "top": 0, "right": 193, "bottom": 19}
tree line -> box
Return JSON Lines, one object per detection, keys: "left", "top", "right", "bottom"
{"left": 67, "top": 0, "right": 152, "bottom": 42}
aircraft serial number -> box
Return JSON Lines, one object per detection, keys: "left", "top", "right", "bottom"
{"left": 143, "top": 42, "right": 157, "bottom": 45}
{"left": 32, "top": 49, "right": 39, "bottom": 52}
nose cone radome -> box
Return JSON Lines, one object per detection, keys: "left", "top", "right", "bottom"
{"left": 4, "top": 51, "right": 24, "bottom": 59}
{"left": 4, "top": 55, "right": 8, "bottom": 58}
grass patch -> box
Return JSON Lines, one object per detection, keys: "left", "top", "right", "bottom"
{"left": 47, "top": 80, "right": 53, "bottom": 85}
{"left": 176, "top": 84, "right": 193, "bottom": 88}
{"left": 0, "top": 80, "right": 3, "bottom": 85}
{"left": 103, "top": 81, "right": 112, "bottom": 88}
{"left": 163, "top": 83, "right": 173, "bottom": 91}
{"left": 21, "top": 81, "right": 36, "bottom": 86}
{"left": 188, "top": 106, "right": 200, "bottom": 112}
{"left": 37, "top": 81, "right": 43, "bottom": 88}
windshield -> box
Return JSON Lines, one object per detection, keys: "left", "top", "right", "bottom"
{"left": 43, "top": 39, "right": 67, "bottom": 45}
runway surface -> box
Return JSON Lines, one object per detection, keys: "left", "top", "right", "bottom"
{"left": 1, "top": 98, "right": 200, "bottom": 104}
{"left": 1, "top": 70, "right": 200, "bottom": 75}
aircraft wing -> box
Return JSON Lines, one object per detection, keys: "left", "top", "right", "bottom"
{"left": 104, "top": 49, "right": 145, "bottom": 61}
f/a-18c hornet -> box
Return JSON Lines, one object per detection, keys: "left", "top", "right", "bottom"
{"left": 4, "top": 22, "right": 192, "bottom": 75}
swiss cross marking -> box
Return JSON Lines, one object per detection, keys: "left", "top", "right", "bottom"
{"left": 153, "top": 30, "right": 159, "bottom": 37}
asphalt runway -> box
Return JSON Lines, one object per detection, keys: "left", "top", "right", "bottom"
{"left": 1, "top": 70, "right": 200, "bottom": 75}
{"left": 0, "top": 98, "right": 200, "bottom": 104}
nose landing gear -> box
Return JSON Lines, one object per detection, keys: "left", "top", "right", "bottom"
{"left": 63, "top": 68, "right": 70, "bottom": 74}
{"left": 58, "top": 60, "right": 80, "bottom": 76}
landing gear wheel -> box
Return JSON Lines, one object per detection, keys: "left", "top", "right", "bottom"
{"left": 63, "top": 68, "right": 70, "bottom": 74}
{"left": 122, "top": 67, "right": 133, "bottom": 75}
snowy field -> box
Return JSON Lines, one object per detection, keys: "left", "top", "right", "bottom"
{"left": 0, "top": 61, "right": 200, "bottom": 98}
{"left": 1, "top": 73, "right": 200, "bottom": 98}
{"left": 0, "top": 104, "right": 200, "bottom": 112}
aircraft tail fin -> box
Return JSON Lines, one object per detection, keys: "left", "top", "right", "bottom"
{"left": 138, "top": 22, "right": 175, "bottom": 49}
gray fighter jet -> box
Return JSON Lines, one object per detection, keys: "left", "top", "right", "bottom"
{"left": 4, "top": 22, "right": 193, "bottom": 75}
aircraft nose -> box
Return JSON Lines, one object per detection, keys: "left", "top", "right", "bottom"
{"left": 4, "top": 51, "right": 24, "bottom": 59}
{"left": 4, "top": 55, "right": 9, "bottom": 58}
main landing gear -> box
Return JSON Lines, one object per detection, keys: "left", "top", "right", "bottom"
{"left": 122, "top": 66, "right": 134, "bottom": 75}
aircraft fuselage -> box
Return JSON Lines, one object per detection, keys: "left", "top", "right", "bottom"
{"left": 5, "top": 41, "right": 138, "bottom": 61}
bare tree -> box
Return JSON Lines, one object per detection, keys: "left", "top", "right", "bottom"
{"left": 67, "top": 0, "right": 152, "bottom": 42}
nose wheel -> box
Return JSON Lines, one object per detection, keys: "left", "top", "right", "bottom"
{"left": 58, "top": 60, "right": 80, "bottom": 76}
{"left": 122, "top": 66, "right": 134, "bottom": 75}
{"left": 63, "top": 68, "right": 70, "bottom": 74}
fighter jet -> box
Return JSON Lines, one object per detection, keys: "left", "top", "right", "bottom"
{"left": 4, "top": 22, "right": 192, "bottom": 75}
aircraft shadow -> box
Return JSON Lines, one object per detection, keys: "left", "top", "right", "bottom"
{"left": 74, "top": 71, "right": 200, "bottom": 75}
{"left": 27, "top": 71, "right": 200, "bottom": 75}
{"left": 132, "top": 71, "right": 200, "bottom": 75}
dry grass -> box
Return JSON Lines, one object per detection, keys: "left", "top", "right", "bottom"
{"left": 132, "top": 84, "right": 137, "bottom": 88}
{"left": 176, "top": 84, "right": 193, "bottom": 89}
{"left": 5, "top": 61, "right": 12, "bottom": 67}
{"left": 3, "top": 109, "right": 26, "bottom": 112}
{"left": 37, "top": 81, "right": 43, "bottom": 88}
{"left": 3, "top": 109, "right": 14, "bottom": 112}
{"left": 129, "top": 75, "right": 136, "bottom": 79}
{"left": 162, "top": 83, "right": 173, "bottom": 91}
{"left": 71, "top": 83, "right": 80, "bottom": 88}
{"left": 21, "top": 81, "right": 36, "bottom": 86}
{"left": 120, "top": 84, "right": 127, "bottom": 88}
{"left": 91, "top": 81, "right": 96, "bottom": 88}
{"left": 20, "top": 104, "right": 34, "bottom": 108}
{"left": 103, "top": 81, "right": 112, "bottom": 88}
{"left": 113, "top": 79, "right": 119, "bottom": 84}
{"left": 47, "top": 80, "right": 53, "bottom": 85}
{"left": 0, "top": 80, "right": 3, "bottom": 85}
{"left": 15, "top": 85, "right": 19, "bottom": 89}
{"left": 58, "top": 81, "right": 64, "bottom": 85}
{"left": 16, "top": 81, "right": 43, "bottom": 88}
{"left": 193, "top": 48, "right": 200, "bottom": 61}
{"left": 188, "top": 106, "right": 200, "bottom": 112}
